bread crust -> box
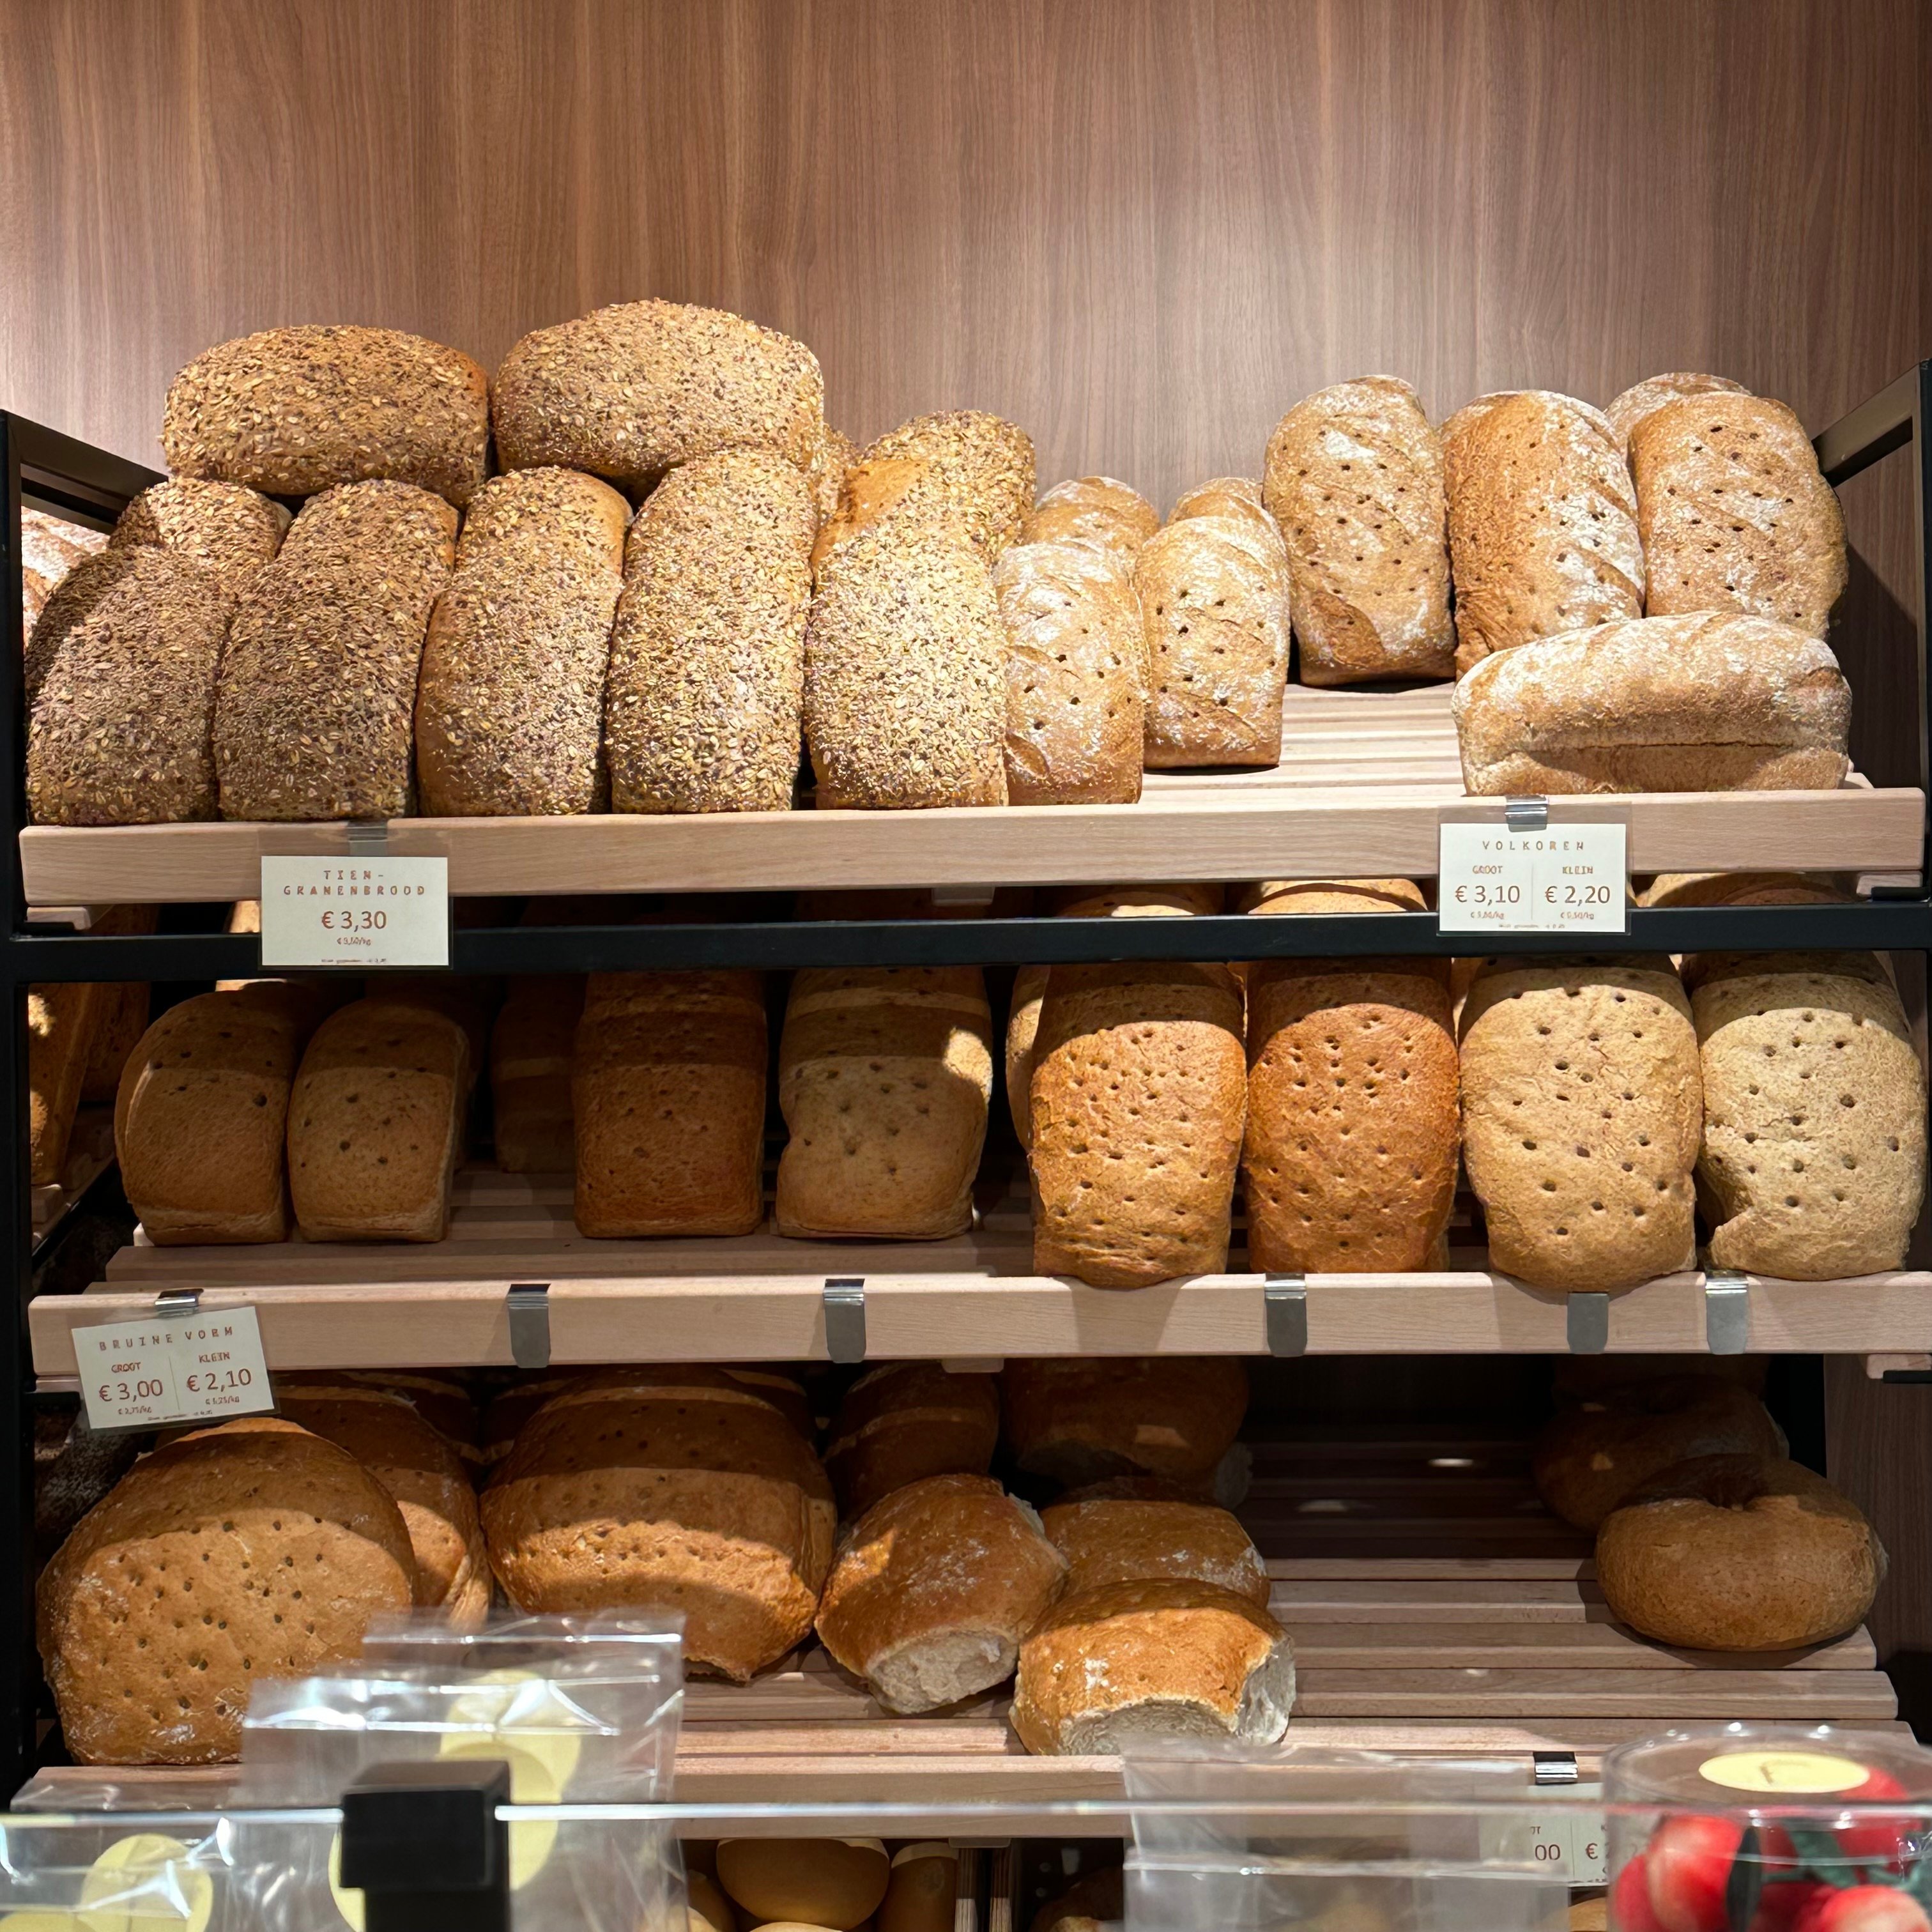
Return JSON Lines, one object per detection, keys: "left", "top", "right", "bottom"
{"left": 110, "top": 478, "right": 289, "bottom": 585}
{"left": 1039, "top": 1492, "right": 1269, "bottom": 1606}
{"left": 806, "top": 425, "right": 861, "bottom": 526}
{"left": 1169, "top": 475, "right": 1278, "bottom": 540}
{"left": 1020, "top": 475, "right": 1159, "bottom": 562}
{"left": 491, "top": 975, "right": 584, "bottom": 1174}
{"left": 824, "top": 1363, "right": 1000, "bottom": 1519}
{"left": 1000, "top": 1358, "right": 1248, "bottom": 1489}
{"left": 29, "top": 981, "right": 104, "bottom": 1186}
{"left": 859, "top": 410, "right": 1036, "bottom": 563}
{"left": 1604, "top": 372, "right": 1751, "bottom": 450}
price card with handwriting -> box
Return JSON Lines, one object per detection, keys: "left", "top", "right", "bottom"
{"left": 1438, "top": 821, "right": 1627, "bottom": 935}
{"left": 75, "top": 1305, "right": 274, "bottom": 1434}
{"left": 259, "top": 855, "right": 450, "bottom": 969}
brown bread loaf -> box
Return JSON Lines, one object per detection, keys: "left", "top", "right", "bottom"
{"left": 1451, "top": 613, "right": 1853, "bottom": 795}
{"left": 109, "top": 477, "right": 289, "bottom": 584}
{"left": 1239, "top": 877, "right": 1425, "bottom": 916}
{"left": 491, "top": 975, "right": 585, "bottom": 1172}
{"left": 362, "top": 976, "right": 498, "bottom": 1098}
{"left": 807, "top": 425, "right": 859, "bottom": 525}
{"left": 824, "top": 1363, "right": 1001, "bottom": 1519}
{"left": 1020, "top": 475, "right": 1159, "bottom": 562}
{"left": 1005, "top": 963, "right": 1052, "bottom": 1149}
{"left": 1632, "top": 393, "right": 1847, "bottom": 636}
{"left": 163, "top": 325, "right": 491, "bottom": 506}
{"left": 1439, "top": 391, "right": 1522, "bottom": 480}
{"left": 1643, "top": 871, "right": 1848, "bottom": 910}
{"left": 858, "top": 409, "right": 1036, "bottom": 562}
{"left": 1262, "top": 377, "right": 1455, "bottom": 683}
{"left": 606, "top": 449, "right": 815, "bottom": 813}
{"left": 1000, "top": 1357, "right": 1249, "bottom": 1491}
{"left": 29, "top": 983, "right": 103, "bottom": 1186}
{"left": 416, "top": 467, "right": 629, "bottom": 816}
{"left": 1040, "top": 1485, "right": 1269, "bottom": 1606}
{"left": 322, "top": 1369, "right": 485, "bottom": 1472}
{"left": 80, "top": 983, "right": 151, "bottom": 1105}
{"left": 572, "top": 971, "right": 767, "bottom": 1237}
{"left": 1169, "top": 475, "right": 1278, "bottom": 538}
{"left": 1604, "top": 372, "right": 1751, "bottom": 448}
{"left": 214, "top": 480, "right": 458, "bottom": 821}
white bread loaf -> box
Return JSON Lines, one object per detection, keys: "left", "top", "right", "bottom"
{"left": 1000, "top": 1357, "right": 1248, "bottom": 1491}
{"left": 491, "top": 976, "right": 584, "bottom": 1172}
{"left": 1604, "top": 372, "right": 1751, "bottom": 449}
{"left": 824, "top": 1363, "right": 1000, "bottom": 1519}
{"left": 109, "top": 477, "right": 289, "bottom": 585}
{"left": 1040, "top": 1483, "right": 1269, "bottom": 1606}
{"left": 1020, "top": 475, "right": 1159, "bottom": 563}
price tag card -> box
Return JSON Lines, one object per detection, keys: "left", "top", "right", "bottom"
{"left": 259, "top": 855, "right": 450, "bottom": 969}
{"left": 1478, "top": 1786, "right": 1609, "bottom": 1883}
{"left": 75, "top": 1305, "right": 273, "bottom": 1434}
{"left": 1438, "top": 820, "right": 1628, "bottom": 935}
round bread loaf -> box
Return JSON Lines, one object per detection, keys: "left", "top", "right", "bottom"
{"left": 1020, "top": 475, "right": 1159, "bottom": 562}
{"left": 1040, "top": 1486, "right": 1269, "bottom": 1606}
{"left": 716, "top": 1839, "right": 889, "bottom": 1931}
{"left": 1604, "top": 372, "right": 1751, "bottom": 448}
{"left": 1169, "top": 475, "right": 1278, "bottom": 539}
{"left": 1000, "top": 1357, "right": 1248, "bottom": 1490}
{"left": 1030, "top": 1867, "right": 1124, "bottom": 1932}
{"left": 1595, "top": 1454, "right": 1885, "bottom": 1651}
{"left": 815, "top": 1473, "right": 1066, "bottom": 1712}
{"left": 824, "top": 1363, "right": 1000, "bottom": 1518}
{"left": 109, "top": 477, "right": 289, "bottom": 585}
{"left": 38, "top": 1418, "right": 415, "bottom": 1764}
{"left": 859, "top": 409, "right": 1036, "bottom": 562}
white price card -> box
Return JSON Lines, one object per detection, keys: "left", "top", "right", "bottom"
{"left": 259, "top": 855, "right": 450, "bottom": 968}
{"left": 75, "top": 1305, "right": 273, "bottom": 1434}
{"left": 1478, "top": 1790, "right": 1609, "bottom": 1883}
{"left": 1438, "top": 820, "right": 1628, "bottom": 935}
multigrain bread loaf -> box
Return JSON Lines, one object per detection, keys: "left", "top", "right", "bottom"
{"left": 1020, "top": 476, "right": 1160, "bottom": 562}
{"left": 29, "top": 983, "right": 105, "bottom": 1187}
{"left": 824, "top": 1363, "right": 1000, "bottom": 1518}
{"left": 1604, "top": 372, "right": 1751, "bottom": 449}
{"left": 1632, "top": 394, "right": 1848, "bottom": 636}
{"left": 806, "top": 425, "right": 860, "bottom": 525}
{"left": 777, "top": 967, "right": 992, "bottom": 1238}
{"left": 109, "top": 477, "right": 289, "bottom": 585}
{"left": 163, "top": 325, "right": 491, "bottom": 506}
{"left": 1040, "top": 1485, "right": 1269, "bottom": 1606}
{"left": 572, "top": 971, "right": 767, "bottom": 1237}
{"left": 416, "top": 466, "right": 629, "bottom": 816}
{"left": 1001, "top": 1357, "right": 1249, "bottom": 1492}
{"left": 1445, "top": 390, "right": 1644, "bottom": 672}
{"left": 491, "top": 976, "right": 585, "bottom": 1172}
{"left": 38, "top": 1418, "right": 415, "bottom": 1764}
{"left": 858, "top": 410, "right": 1036, "bottom": 562}
{"left": 1459, "top": 960, "right": 1702, "bottom": 1291}
{"left": 215, "top": 480, "right": 458, "bottom": 821}
{"left": 1451, "top": 613, "right": 1853, "bottom": 795}
{"left": 606, "top": 449, "right": 815, "bottom": 813}
{"left": 1170, "top": 475, "right": 1278, "bottom": 537}
{"left": 815, "top": 1474, "right": 1066, "bottom": 1712}
{"left": 1262, "top": 377, "right": 1454, "bottom": 684}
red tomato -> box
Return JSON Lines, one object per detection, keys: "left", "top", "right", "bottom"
{"left": 1648, "top": 1816, "right": 1749, "bottom": 1932}
{"left": 1837, "top": 1772, "right": 1920, "bottom": 1873}
{"left": 1793, "top": 1885, "right": 1931, "bottom": 1932}
{"left": 1615, "top": 1854, "right": 1669, "bottom": 1932}
{"left": 1754, "top": 1882, "right": 1834, "bottom": 1932}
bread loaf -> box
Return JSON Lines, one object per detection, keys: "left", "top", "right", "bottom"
{"left": 29, "top": 983, "right": 104, "bottom": 1186}
{"left": 415, "top": 467, "right": 629, "bottom": 816}
{"left": 325, "top": 1369, "right": 485, "bottom": 1472}
{"left": 878, "top": 1844, "right": 959, "bottom": 1932}
{"left": 572, "top": 971, "right": 767, "bottom": 1238}
{"left": 1239, "top": 877, "right": 1425, "bottom": 916}
{"left": 38, "top": 1418, "right": 415, "bottom": 1763}
{"left": 1169, "top": 475, "right": 1278, "bottom": 539}
{"left": 1262, "top": 377, "right": 1454, "bottom": 683}
{"left": 815, "top": 1473, "right": 1066, "bottom": 1712}
{"left": 859, "top": 410, "right": 1036, "bottom": 562}
{"left": 215, "top": 480, "right": 458, "bottom": 821}
{"left": 1040, "top": 1486, "right": 1269, "bottom": 1606}
{"left": 1451, "top": 613, "right": 1853, "bottom": 794}
{"left": 1446, "top": 390, "right": 1644, "bottom": 672}
{"left": 81, "top": 983, "right": 151, "bottom": 1105}
{"left": 1020, "top": 476, "right": 1159, "bottom": 562}
{"left": 163, "top": 325, "right": 491, "bottom": 506}
{"left": 1001, "top": 1357, "right": 1248, "bottom": 1491}
{"left": 1643, "top": 871, "right": 1847, "bottom": 910}
{"left": 109, "top": 478, "right": 289, "bottom": 585}
{"left": 716, "top": 1840, "right": 889, "bottom": 1931}
{"left": 1604, "top": 372, "right": 1751, "bottom": 448}
{"left": 825, "top": 1363, "right": 1000, "bottom": 1518}
{"left": 606, "top": 449, "right": 815, "bottom": 813}
{"left": 1006, "top": 963, "right": 1051, "bottom": 1149}
{"left": 492, "top": 298, "right": 825, "bottom": 492}
{"left": 1031, "top": 1867, "right": 1124, "bottom": 1932}
{"left": 1439, "top": 391, "right": 1522, "bottom": 479}
{"left": 807, "top": 426, "right": 859, "bottom": 525}
{"left": 491, "top": 976, "right": 585, "bottom": 1172}
{"left": 1459, "top": 960, "right": 1701, "bottom": 1291}
{"left": 777, "top": 967, "right": 992, "bottom": 1238}
{"left": 1632, "top": 393, "right": 1847, "bottom": 636}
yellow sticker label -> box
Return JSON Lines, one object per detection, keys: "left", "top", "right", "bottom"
{"left": 1698, "top": 1751, "right": 1873, "bottom": 1794}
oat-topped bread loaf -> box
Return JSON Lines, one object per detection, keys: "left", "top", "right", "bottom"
{"left": 1604, "top": 372, "right": 1751, "bottom": 449}
{"left": 1452, "top": 612, "right": 1853, "bottom": 795}
{"left": 1040, "top": 1482, "right": 1269, "bottom": 1606}
{"left": 1632, "top": 393, "right": 1847, "bottom": 636}
{"left": 491, "top": 975, "right": 585, "bottom": 1172}
{"left": 806, "top": 425, "right": 860, "bottom": 525}
{"left": 1169, "top": 475, "right": 1279, "bottom": 538}
{"left": 163, "top": 325, "right": 491, "bottom": 507}
{"left": 1020, "top": 475, "right": 1160, "bottom": 562}
{"left": 573, "top": 970, "right": 768, "bottom": 1237}
{"left": 109, "top": 477, "right": 290, "bottom": 585}
{"left": 38, "top": 1418, "right": 415, "bottom": 1763}
{"left": 856, "top": 408, "right": 1036, "bottom": 562}
{"left": 778, "top": 966, "right": 992, "bottom": 1239}
{"left": 1001, "top": 1356, "right": 1249, "bottom": 1494}
{"left": 824, "top": 1363, "right": 1001, "bottom": 1519}
{"left": 1460, "top": 959, "right": 1702, "bottom": 1291}
{"left": 1446, "top": 389, "right": 1644, "bottom": 672}
{"left": 215, "top": 479, "right": 457, "bottom": 821}
{"left": 606, "top": 448, "right": 815, "bottom": 813}
{"left": 29, "top": 981, "right": 104, "bottom": 1186}
{"left": 816, "top": 1473, "right": 1067, "bottom": 1713}
{"left": 493, "top": 298, "right": 825, "bottom": 491}
{"left": 416, "top": 467, "right": 629, "bottom": 816}
{"left": 1693, "top": 951, "right": 1926, "bottom": 1278}
{"left": 25, "top": 548, "right": 237, "bottom": 824}
{"left": 1262, "top": 377, "right": 1455, "bottom": 684}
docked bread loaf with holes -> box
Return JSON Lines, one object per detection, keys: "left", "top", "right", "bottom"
{"left": 1693, "top": 951, "right": 1926, "bottom": 1278}
{"left": 1451, "top": 613, "right": 1853, "bottom": 794}
{"left": 1040, "top": 1482, "right": 1269, "bottom": 1606}
{"left": 806, "top": 425, "right": 860, "bottom": 525}
{"left": 1001, "top": 1356, "right": 1249, "bottom": 1491}
{"left": 856, "top": 409, "right": 1036, "bottom": 562}
{"left": 38, "top": 1417, "right": 415, "bottom": 1764}
{"left": 491, "top": 975, "right": 585, "bottom": 1172}
{"left": 824, "top": 1363, "right": 1000, "bottom": 1518}
{"left": 1169, "top": 475, "right": 1278, "bottom": 539}
{"left": 777, "top": 967, "right": 992, "bottom": 1238}
{"left": 164, "top": 325, "right": 491, "bottom": 507}
{"left": 1445, "top": 389, "right": 1644, "bottom": 672}
{"left": 30, "top": 983, "right": 106, "bottom": 1188}
{"left": 572, "top": 971, "right": 767, "bottom": 1237}
{"left": 215, "top": 480, "right": 458, "bottom": 820}
{"left": 606, "top": 448, "right": 816, "bottom": 813}
{"left": 815, "top": 1473, "right": 1067, "bottom": 1713}
{"left": 1262, "top": 376, "right": 1455, "bottom": 684}
{"left": 287, "top": 998, "right": 471, "bottom": 1241}
{"left": 493, "top": 298, "right": 825, "bottom": 491}
{"left": 109, "top": 477, "right": 289, "bottom": 585}
{"left": 1604, "top": 372, "right": 1751, "bottom": 450}
{"left": 1010, "top": 1576, "right": 1294, "bottom": 1754}
{"left": 416, "top": 467, "right": 630, "bottom": 816}
{"left": 1020, "top": 475, "right": 1160, "bottom": 563}
{"left": 1438, "top": 390, "right": 1523, "bottom": 478}
{"left": 1632, "top": 393, "right": 1848, "bottom": 636}
{"left": 1459, "top": 959, "right": 1702, "bottom": 1292}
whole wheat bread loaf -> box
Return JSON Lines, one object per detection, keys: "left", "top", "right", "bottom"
{"left": 1020, "top": 476, "right": 1159, "bottom": 563}
{"left": 1604, "top": 372, "right": 1750, "bottom": 449}
{"left": 491, "top": 975, "right": 585, "bottom": 1172}
{"left": 109, "top": 477, "right": 289, "bottom": 585}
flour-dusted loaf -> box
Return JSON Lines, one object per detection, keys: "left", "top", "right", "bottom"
{"left": 1170, "top": 475, "right": 1279, "bottom": 539}
{"left": 38, "top": 1418, "right": 415, "bottom": 1763}
{"left": 1001, "top": 1357, "right": 1249, "bottom": 1492}
{"left": 29, "top": 983, "right": 103, "bottom": 1186}
{"left": 777, "top": 967, "right": 992, "bottom": 1238}
{"left": 1451, "top": 613, "right": 1853, "bottom": 794}
{"left": 491, "top": 975, "right": 585, "bottom": 1172}
{"left": 1459, "top": 960, "right": 1702, "bottom": 1291}
{"left": 606, "top": 449, "right": 815, "bottom": 813}
{"left": 164, "top": 325, "right": 491, "bottom": 507}
{"left": 1632, "top": 393, "right": 1848, "bottom": 636}
{"left": 215, "top": 480, "right": 458, "bottom": 821}
{"left": 1262, "top": 377, "right": 1454, "bottom": 683}
{"left": 824, "top": 1363, "right": 1001, "bottom": 1518}
{"left": 1020, "top": 475, "right": 1160, "bottom": 563}
{"left": 1604, "top": 372, "right": 1751, "bottom": 449}
{"left": 416, "top": 466, "right": 629, "bottom": 816}
{"left": 859, "top": 410, "right": 1036, "bottom": 562}
{"left": 573, "top": 971, "right": 767, "bottom": 1237}
{"left": 493, "top": 298, "right": 825, "bottom": 491}
{"left": 1040, "top": 1484, "right": 1269, "bottom": 1606}
{"left": 109, "top": 477, "right": 289, "bottom": 585}
{"left": 1446, "top": 389, "right": 1644, "bottom": 672}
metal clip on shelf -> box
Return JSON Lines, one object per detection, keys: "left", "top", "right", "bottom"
{"left": 1703, "top": 1270, "right": 1751, "bottom": 1354}
{"left": 339, "top": 1759, "right": 511, "bottom": 1932}
{"left": 346, "top": 820, "right": 388, "bottom": 859}
{"left": 1566, "top": 1292, "right": 1610, "bottom": 1354}
{"left": 1533, "top": 1751, "right": 1581, "bottom": 1787}
{"left": 824, "top": 1277, "right": 866, "bottom": 1363}
{"left": 1504, "top": 796, "right": 1550, "bottom": 833}
{"left": 505, "top": 1283, "right": 550, "bottom": 1370}
{"left": 153, "top": 1287, "right": 201, "bottom": 1318}
{"left": 1264, "top": 1274, "right": 1308, "bottom": 1356}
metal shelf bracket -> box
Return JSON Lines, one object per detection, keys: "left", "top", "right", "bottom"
{"left": 1566, "top": 1292, "right": 1610, "bottom": 1354}
{"left": 153, "top": 1287, "right": 201, "bottom": 1317}
{"left": 505, "top": 1282, "right": 550, "bottom": 1370}
{"left": 1703, "top": 1271, "right": 1751, "bottom": 1354}
{"left": 824, "top": 1277, "right": 866, "bottom": 1363}
{"left": 1264, "top": 1274, "right": 1308, "bottom": 1356}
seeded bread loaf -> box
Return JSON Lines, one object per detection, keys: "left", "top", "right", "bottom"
{"left": 1604, "top": 372, "right": 1751, "bottom": 449}
{"left": 807, "top": 425, "right": 860, "bottom": 525}
{"left": 215, "top": 480, "right": 458, "bottom": 821}
{"left": 1000, "top": 1357, "right": 1249, "bottom": 1491}
{"left": 1020, "top": 476, "right": 1160, "bottom": 562}
{"left": 1040, "top": 1486, "right": 1269, "bottom": 1606}
{"left": 1262, "top": 377, "right": 1455, "bottom": 684}
{"left": 491, "top": 975, "right": 585, "bottom": 1172}
{"left": 29, "top": 982, "right": 104, "bottom": 1186}
{"left": 606, "top": 449, "right": 815, "bottom": 813}
{"left": 824, "top": 1363, "right": 1001, "bottom": 1519}
{"left": 1169, "top": 475, "right": 1278, "bottom": 538}
{"left": 858, "top": 410, "right": 1036, "bottom": 562}
{"left": 109, "top": 478, "right": 289, "bottom": 585}
{"left": 164, "top": 325, "right": 491, "bottom": 506}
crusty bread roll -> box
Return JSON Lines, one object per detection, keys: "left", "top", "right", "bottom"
{"left": 1451, "top": 613, "right": 1852, "bottom": 795}
{"left": 164, "top": 325, "right": 491, "bottom": 506}
{"left": 1262, "top": 377, "right": 1455, "bottom": 684}
{"left": 824, "top": 1363, "right": 1000, "bottom": 1519}
{"left": 1001, "top": 1357, "right": 1248, "bottom": 1491}
{"left": 1041, "top": 1485, "right": 1269, "bottom": 1606}
{"left": 807, "top": 426, "right": 860, "bottom": 525}
{"left": 109, "top": 477, "right": 289, "bottom": 585}
{"left": 1169, "top": 475, "right": 1278, "bottom": 538}
{"left": 858, "top": 410, "right": 1036, "bottom": 562}
{"left": 491, "top": 975, "right": 585, "bottom": 1172}
{"left": 716, "top": 1839, "right": 890, "bottom": 1931}
{"left": 1020, "top": 475, "right": 1159, "bottom": 563}
{"left": 1604, "top": 372, "right": 1751, "bottom": 449}
{"left": 815, "top": 1473, "right": 1066, "bottom": 1712}
{"left": 29, "top": 982, "right": 104, "bottom": 1188}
